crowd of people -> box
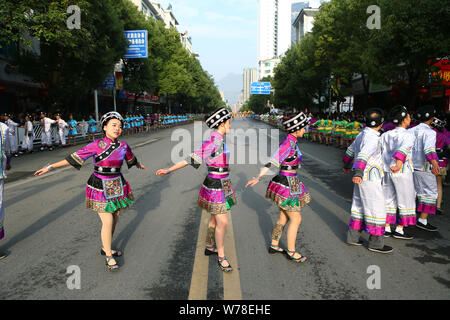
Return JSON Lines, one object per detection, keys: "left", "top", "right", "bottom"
{"left": 0, "top": 112, "right": 201, "bottom": 156}
{"left": 0, "top": 105, "right": 448, "bottom": 269}
{"left": 258, "top": 105, "right": 448, "bottom": 253}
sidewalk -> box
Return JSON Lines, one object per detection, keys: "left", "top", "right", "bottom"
{"left": 4, "top": 124, "right": 191, "bottom": 185}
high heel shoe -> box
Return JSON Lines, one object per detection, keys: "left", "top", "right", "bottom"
{"left": 205, "top": 245, "right": 218, "bottom": 256}
{"left": 285, "top": 250, "right": 307, "bottom": 263}
{"left": 105, "top": 255, "right": 119, "bottom": 271}
{"left": 218, "top": 256, "right": 233, "bottom": 272}
{"left": 268, "top": 245, "right": 286, "bottom": 254}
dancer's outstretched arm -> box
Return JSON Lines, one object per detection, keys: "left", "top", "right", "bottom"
{"left": 245, "top": 166, "right": 270, "bottom": 188}
{"left": 156, "top": 160, "right": 189, "bottom": 177}
{"left": 34, "top": 159, "right": 70, "bottom": 176}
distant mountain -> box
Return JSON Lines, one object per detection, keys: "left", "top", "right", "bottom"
{"left": 217, "top": 73, "right": 242, "bottom": 106}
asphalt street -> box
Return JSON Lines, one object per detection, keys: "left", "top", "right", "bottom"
{"left": 0, "top": 119, "right": 449, "bottom": 300}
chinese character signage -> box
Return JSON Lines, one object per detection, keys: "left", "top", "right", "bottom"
{"left": 124, "top": 30, "right": 148, "bottom": 59}
{"left": 251, "top": 82, "right": 271, "bottom": 95}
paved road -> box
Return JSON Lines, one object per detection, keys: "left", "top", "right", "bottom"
{"left": 0, "top": 119, "right": 449, "bottom": 300}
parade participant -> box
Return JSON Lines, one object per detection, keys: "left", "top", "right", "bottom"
{"left": 351, "top": 119, "right": 362, "bottom": 143}
{"left": 146, "top": 114, "right": 152, "bottom": 132}
{"left": 309, "top": 116, "right": 317, "bottom": 142}
{"left": 156, "top": 108, "right": 236, "bottom": 272}
{"left": 87, "top": 115, "right": 97, "bottom": 142}
{"left": 381, "top": 106, "right": 416, "bottom": 240}
{"left": 0, "top": 119, "right": 12, "bottom": 260}
{"left": 323, "top": 117, "right": 333, "bottom": 146}
{"left": 344, "top": 119, "right": 354, "bottom": 148}
{"left": 153, "top": 113, "right": 159, "bottom": 131}
{"left": 67, "top": 114, "right": 84, "bottom": 146}
{"left": 22, "top": 114, "right": 34, "bottom": 153}
{"left": 431, "top": 117, "right": 449, "bottom": 216}
{"left": 246, "top": 112, "right": 312, "bottom": 263}
{"left": 124, "top": 114, "right": 131, "bottom": 135}
{"left": 34, "top": 111, "right": 147, "bottom": 271}
{"left": 337, "top": 118, "right": 348, "bottom": 148}
{"left": 343, "top": 108, "right": 393, "bottom": 253}
{"left": 55, "top": 114, "right": 69, "bottom": 147}
{"left": 316, "top": 118, "right": 325, "bottom": 144}
{"left": 4, "top": 114, "right": 19, "bottom": 157}
{"left": 40, "top": 112, "right": 56, "bottom": 151}
{"left": 409, "top": 105, "right": 440, "bottom": 231}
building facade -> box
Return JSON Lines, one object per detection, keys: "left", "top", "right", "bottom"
{"left": 129, "top": 1, "right": 193, "bottom": 55}
{"left": 130, "top": 0, "right": 162, "bottom": 21}
{"left": 292, "top": 7, "right": 319, "bottom": 43}
{"left": 180, "top": 31, "right": 194, "bottom": 55}
{"left": 291, "top": 2, "right": 309, "bottom": 43}
{"left": 243, "top": 68, "right": 258, "bottom": 103}
{"left": 257, "top": 0, "right": 295, "bottom": 79}
{"left": 259, "top": 58, "right": 280, "bottom": 80}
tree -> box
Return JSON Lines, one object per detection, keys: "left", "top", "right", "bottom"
{"left": 9, "top": 0, "right": 128, "bottom": 107}
{"left": 273, "top": 33, "right": 330, "bottom": 112}
{"left": 364, "top": 0, "right": 450, "bottom": 108}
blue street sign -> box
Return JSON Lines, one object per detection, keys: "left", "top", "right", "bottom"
{"left": 124, "top": 30, "right": 148, "bottom": 59}
{"left": 100, "top": 75, "right": 116, "bottom": 88}
{"left": 251, "top": 82, "right": 271, "bottom": 95}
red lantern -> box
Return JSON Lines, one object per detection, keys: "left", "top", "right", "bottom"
{"left": 418, "top": 87, "right": 429, "bottom": 94}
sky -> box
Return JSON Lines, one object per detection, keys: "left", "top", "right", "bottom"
{"left": 159, "top": 0, "right": 258, "bottom": 83}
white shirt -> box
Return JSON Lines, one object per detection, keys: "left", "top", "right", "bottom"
{"left": 0, "top": 122, "right": 11, "bottom": 180}
{"left": 348, "top": 127, "right": 384, "bottom": 181}
{"left": 381, "top": 126, "right": 415, "bottom": 173}
{"left": 6, "top": 119, "right": 18, "bottom": 136}
{"left": 408, "top": 123, "right": 437, "bottom": 172}
{"left": 57, "top": 119, "right": 68, "bottom": 133}
{"left": 26, "top": 121, "right": 34, "bottom": 136}
{"left": 42, "top": 117, "right": 57, "bottom": 132}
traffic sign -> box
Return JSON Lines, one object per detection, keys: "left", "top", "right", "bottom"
{"left": 251, "top": 82, "right": 271, "bottom": 95}
{"left": 100, "top": 75, "right": 116, "bottom": 88}
{"left": 124, "top": 30, "right": 148, "bottom": 59}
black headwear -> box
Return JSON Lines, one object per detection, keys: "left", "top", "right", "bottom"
{"left": 283, "top": 112, "right": 310, "bottom": 133}
{"left": 415, "top": 105, "right": 437, "bottom": 122}
{"left": 205, "top": 108, "right": 232, "bottom": 129}
{"left": 389, "top": 105, "right": 409, "bottom": 125}
{"left": 364, "top": 108, "right": 385, "bottom": 128}
{"left": 431, "top": 117, "right": 446, "bottom": 130}
{"left": 100, "top": 111, "right": 124, "bottom": 129}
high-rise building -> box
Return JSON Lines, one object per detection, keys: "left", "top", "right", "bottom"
{"left": 291, "top": 2, "right": 309, "bottom": 43}
{"left": 130, "top": 0, "right": 162, "bottom": 21}
{"left": 292, "top": 7, "right": 319, "bottom": 43}
{"left": 257, "top": 0, "right": 295, "bottom": 79}
{"left": 243, "top": 68, "right": 258, "bottom": 103}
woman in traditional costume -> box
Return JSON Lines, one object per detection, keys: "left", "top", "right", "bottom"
{"left": 34, "top": 111, "right": 146, "bottom": 271}
{"left": 246, "top": 112, "right": 312, "bottom": 263}
{"left": 156, "top": 108, "right": 236, "bottom": 272}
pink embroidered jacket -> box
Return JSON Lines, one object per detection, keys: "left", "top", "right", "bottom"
{"left": 66, "top": 137, "right": 137, "bottom": 176}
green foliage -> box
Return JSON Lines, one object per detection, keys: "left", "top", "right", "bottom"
{"left": 0, "top": 0, "right": 222, "bottom": 111}
{"left": 274, "top": 0, "right": 450, "bottom": 110}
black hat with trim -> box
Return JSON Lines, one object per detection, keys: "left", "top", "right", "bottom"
{"left": 389, "top": 105, "right": 409, "bottom": 124}
{"left": 205, "top": 108, "right": 232, "bottom": 129}
{"left": 364, "top": 108, "right": 385, "bottom": 128}
{"left": 415, "top": 105, "right": 437, "bottom": 122}
{"left": 431, "top": 117, "right": 446, "bottom": 130}
{"left": 100, "top": 111, "right": 124, "bottom": 129}
{"left": 283, "top": 112, "right": 310, "bottom": 133}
